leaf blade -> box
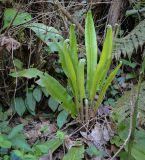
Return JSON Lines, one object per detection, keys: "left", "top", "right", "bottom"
{"left": 63, "top": 146, "right": 84, "bottom": 160}
{"left": 12, "top": 97, "right": 26, "bottom": 116}
{"left": 85, "top": 11, "right": 97, "bottom": 95}
{"left": 37, "top": 73, "right": 77, "bottom": 117}
{"left": 33, "top": 87, "right": 42, "bottom": 102}
{"left": 69, "top": 24, "right": 78, "bottom": 73}
{"left": 63, "top": 41, "right": 77, "bottom": 94}
{"left": 77, "top": 59, "right": 86, "bottom": 101}
{"left": 57, "top": 110, "right": 68, "bottom": 128}
{"left": 95, "top": 62, "right": 122, "bottom": 110}
{"left": 8, "top": 124, "right": 24, "bottom": 139}
{"left": 25, "top": 91, "right": 36, "bottom": 113}
{"left": 90, "top": 25, "right": 113, "bottom": 100}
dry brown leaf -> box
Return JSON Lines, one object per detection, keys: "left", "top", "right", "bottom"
{"left": 64, "top": 135, "right": 77, "bottom": 149}
{"left": 0, "top": 36, "right": 20, "bottom": 52}
{"left": 39, "top": 153, "right": 52, "bottom": 160}
{"left": 81, "top": 123, "right": 114, "bottom": 150}
{"left": 88, "top": 124, "right": 105, "bottom": 149}
{"left": 24, "top": 120, "right": 57, "bottom": 143}
{"left": 91, "top": 158, "right": 102, "bottom": 160}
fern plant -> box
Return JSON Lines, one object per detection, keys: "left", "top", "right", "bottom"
{"left": 11, "top": 11, "right": 121, "bottom": 122}
{"left": 113, "top": 19, "right": 145, "bottom": 59}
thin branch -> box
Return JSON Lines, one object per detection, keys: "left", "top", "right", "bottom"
{"left": 4, "top": 5, "right": 21, "bottom": 35}
{"left": 54, "top": 0, "right": 84, "bottom": 35}
{"left": 110, "top": 97, "right": 134, "bottom": 160}
{"left": 128, "top": 73, "right": 143, "bottom": 159}
{"left": 54, "top": 0, "right": 101, "bottom": 54}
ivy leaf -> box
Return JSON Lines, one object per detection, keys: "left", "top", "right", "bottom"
{"left": 33, "top": 87, "right": 42, "bottom": 102}
{"left": 0, "top": 121, "right": 10, "bottom": 133}
{"left": 10, "top": 150, "right": 23, "bottom": 160}
{"left": 86, "top": 145, "right": 104, "bottom": 157}
{"left": 10, "top": 68, "right": 43, "bottom": 79}
{"left": 48, "top": 97, "right": 59, "bottom": 112}
{"left": 24, "top": 154, "right": 37, "bottom": 160}
{"left": 27, "top": 23, "right": 63, "bottom": 52}
{"left": 11, "top": 97, "right": 26, "bottom": 116}
{"left": 14, "top": 58, "right": 23, "bottom": 70}
{"left": 57, "top": 110, "right": 68, "bottom": 128}
{"left": 2, "top": 140, "right": 12, "bottom": 148}
{"left": 8, "top": 124, "right": 23, "bottom": 139}
{"left": 35, "top": 138, "right": 64, "bottom": 154}
{"left": 0, "top": 148, "right": 9, "bottom": 155}
{"left": 0, "top": 135, "right": 12, "bottom": 148}
{"left": 3, "top": 8, "right": 32, "bottom": 29}
{"left": 11, "top": 134, "right": 31, "bottom": 151}
{"left": 11, "top": 68, "right": 77, "bottom": 117}
{"left": 41, "top": 87, "right": 49, "bottom": 97}
{"left": 63, "top": 145, "right": 84, "bottom": 160}
{"left": 0, "top": 111, "right": 8, "bottom": 121}
{"left": 25, "top": 91, "right": 36, "bottom": 113}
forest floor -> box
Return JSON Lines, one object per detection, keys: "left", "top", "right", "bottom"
{"left": 0, "top": 0, "right": 145, "bottom": 160}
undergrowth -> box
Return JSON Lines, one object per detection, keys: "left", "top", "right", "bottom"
{"left": 0, "top": 1, "right": 145, "bottom": 160}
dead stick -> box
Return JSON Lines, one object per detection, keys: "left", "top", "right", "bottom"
{"left": 54, "top": 0, "right": 101, "bottom": 54}
{"left": 54, "top": 0, "right": 84, "bottom": 35}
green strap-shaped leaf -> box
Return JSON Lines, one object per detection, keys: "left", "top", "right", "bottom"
{"left": 63, "top": 41, "right": 78, "bottom": 98}
{"left": 69, "top": 24, "right": 78, "bottom": 73}
{"left": 37, "top": 73, "right": 77, "bottom": 117}
{"left": 10, "top": 68, "right": 77, "bottom": 117}
{"left": 99, "top": 25, "right": 113, "bottom": 83}
{"left": 57, "top": 43, "right": 68, "bottom": 76}
{"left": 63, "top": 146, "right": 84, "bottom": 160}
{"left": 95, "top": 62, "right": 122, "bottom": 110}
{"left": 90, "top": 26, "right": 113, "bottom": 101}
{"left": 85, "top": 11, "right": 97, "bottom": 95}
{"left": 77, "top": 59, "right": 86, "bottom": 101}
